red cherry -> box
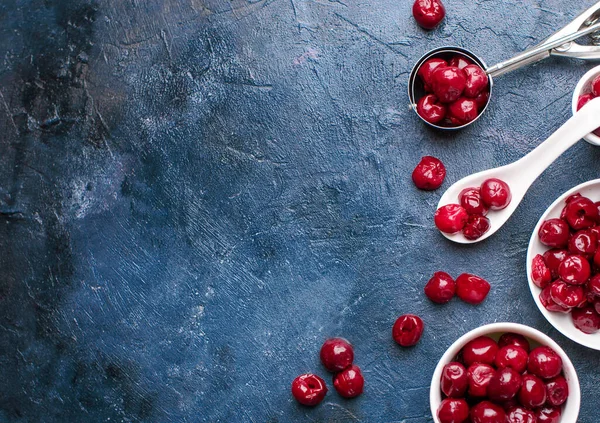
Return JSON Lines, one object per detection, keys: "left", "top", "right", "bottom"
{"left": 319, "top": 338, "right": 354, "bottom": 372}
{"left": 558, "top": 255, "right": 591, "bottom": 285}
{"left": 447, "top": 97, "right": 478, "bottom": 125}
{"left": 571, "top": 305, "right": 600, "bottom": 334}
{"left": 530, "top": 254, "right": 552, "bottom": 289}
{"left": 462, "top": 336, "right": 498, "bottom": 366}
{"left": 456, "top": 273, "right": 490, "bottom": 305}
{"left": 463, "top": 65, "right": 489, "bottom": 98}
{"left": 470, "top": 400, "right": 506, "bottom": 423}
{"left": 595, "top": 298, "right": 600, "bottom": 314}
{"left": 539, "top": 284, "right": 571, "bottom": 313}
{"left": 536, "top": 406, "right": 562, "bottom": 423}
{"left": 498, "top": 333, "right": 530, "bottom": 353}
{"left": 588, "top": 274, "right": 600, "bottom": 297}
{"left": 392, "top": 314, "right": 424, "bottom": 347}
{"left": 543, "top": 249, "right": 569, "bottom": 279}
{"left": 494, "top": 345, "right": 528, "bottom": 373}
{"left": 564, "top": 197, "right": 598, "bottom": 230}
{"left": 437, "top": 398, "right": 470, "bottom": 423}
{"left": 435, "top": 204, "right": 469, "bottom": 234}
{"left": 418, "top": 58, "right": 447, "bottom": 90}
{"left": 466, "top": 363, "right": 495, "bottom": 397}
{"left": 538, "top": 219, "right": 570, "bottom": 248}
{"left": 506, "top": 407, "right": 536, "bottom": 423}
{"left": 568, "top": 230, "right": 597, "bottom": 258}
{"left": 416, "top": 94, "right": 447, "bottom": 124}
{"left": 527, "top": 346, "right": 562, "bottom": 379}
{"left": 549, "top": 280, "right": 585, "bottom": 308}
{"left": 592, "top": 74, "right": 600, "bottom": 97}
{"left": 412, "top": 156, "right": 446, "bottom": 190}
{"left": 517, "top": 373, "right": 546, "bottom": 408}
{"left": 441, "top": 362, "right": 468, "bottom": 398}
{"left": 594, "top": 247, "right": 600, "bottom": 268}
{"left": 474, "top": 90, "right": 490, "bottom": 110}
{"left": 577, "top": 93, "right": 594, "bottom": 111}
{"left": 480, "top": 178, "right": 511, "bottom": 210}
{"left": 412, "top": 0, "right": 445, "bottom": 29}
{"left": 424, "top": 271, "right": 456, "bottom": 304}
{"left": 459, "top": 187, "right": 489, "bottom": 216}
{"left": 545, "top": 375, "right": 569, "bottom": 407}
{"left": 430, "top": 66, "right": 467, "bottom": 103}
{"left": 487, "top": 367, "right": 522, "bottom": 402}
{"left": 462, "top": 215, "right": 490, "bottom": 241}
{"left": 448, "top": 55, "right": 472, "bottom": 70}
{"left": 291, "top": 373, "right": 328, "bottom": 406}
{"left": 332, "top": 364, "right": 364, "bottom": 398}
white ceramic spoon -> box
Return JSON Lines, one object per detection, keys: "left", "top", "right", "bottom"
{"left": 438, "top": 96, "right": 600, "bottom": 244}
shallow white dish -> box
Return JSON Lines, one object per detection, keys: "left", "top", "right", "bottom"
{"left": 430, "top": 322, "right": 580, "bottom": 423}
{"left": 527, "top": 179, "right": 600, "bottom": 350}
{"left": 571, "top": 65, "right": 600, "bottom": 146}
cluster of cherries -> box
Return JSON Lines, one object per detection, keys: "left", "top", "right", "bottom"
{"left": 437, "top": 333, "right": 569, "bottom": 423}
{"left": 291, "top": 338, "right": 364, "bottom": 406}
{"left": 531, "top": 192, "right": 600, "bottom": 334}
{"left": 435, "top": 178, "right": 512, "bottom": 240}
{"left": 415, "top": 54, "right": 490, "bottom": 128}
{"left": 576, "top": 73, "right": 600, "bottom": 137}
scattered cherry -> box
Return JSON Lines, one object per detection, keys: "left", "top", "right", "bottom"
{"left": 527, "top": 346, "right": 562, "bottom": 379}
{"left": 333, "top": 364, "right": 364, "bottom": 398}
{"left": 291, "top": 373, "right": 328, "bottom": 406}
{"left": 320, "top": 338, "right": 354, "bottom": 372}
{"left": 437, "top": 398, "right": 470, "bottom": 423}
{"left": 517, "top": 373, "right": 546, "bottom": 408}
{"left": 412, "top": 156, "right": 446, "bottom": 190}
{"left": 498, "top": 333, "right": 530, "bottom": 353}
{"left": 441, "top": 362, "right": 468, "bottom": 398}
{"left": 424, "top": 271, "right": 456, "bottom": 304}
{"left": 392, "top": 314, "right": 424, "bottom": 347}
{"left": 466, "top": 363, "right": 495, "bottom": 397}
{"left": 545, "top": 375, "right": 569, "bottom": 407}
{"left": 470, "top": 400, "right": 506, "bottom": 423}
{"left": 435, "top": 204, "right": 469, "bottom": 234}
{"left": 412, "top": 0, "right": 445, "bottom": 29}
{"left": 456, "top": 273, "right": 490, "bottom": 305}
{"left": 462, "top": 336, "right": 498, "bottom": 366}
{"left": 538, "top": 219, "right": 570, "bottom": 248}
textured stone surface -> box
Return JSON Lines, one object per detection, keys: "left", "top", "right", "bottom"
{"left": 0, "top": 0, "right": 599, "bottom": 422}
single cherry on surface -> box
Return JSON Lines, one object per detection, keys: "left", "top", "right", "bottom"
{"left": 435, "top": 204, "right": 469, "bottom": 234}
{"left": 506, "top": 407, "right": 536, "bottom": 423}
{"left": 470, "top": 400, "right": 506, "bottom": 423}
{"left": 545, "top": 375, "right": 569, "bottom": 407}
{"left": 319, "top": 338, "right": 354, "bottom": 373}
{"left": 498, "top": 332, "right": 530, "bottom": 353}
{"left": 463, "top": 64, "right": 488, "bottom": 98}
{"left": 543, "top": 249, "right": 569, "bottom": 279}
{"left": 459, "top": 187, "right": 489, "bottom": 216}
{"left": 440, "top": 362, "right": 468, "bottom": 398}
{"left": 480, "top": 178, "right": 511, "bottom": 210}
{"left": 487, "top": 367, "right": 522, "bottom": 402}
{"left": 447, "top": 97, "right": 478, "bottom": 125}
{"left": 424, "top": 271, "right": 456, "bottom": 304}
{"left": 538, "top": 219, "right": 570, "bottom": 248}
{"left": 462, "top": 336, "right": 498, "bottom": 366}
{"left": 571, "top": 305, "right": 600, "bottom": 334}
{"left": 564, "top": 196, "right": 598, "bottom": 230}
{"left": 494, "top": 345, "right": 528, "bottom": 373}
{"left": 412, "top": 156, "right": 446, "bottom": 190}
{"left": 527, "top": 346, "right": 562, "bottom": 379}
{"left": 456, "top": 273, "right": 490, "bottom": 305}
{"left": 536, "top": 406, "right": 562, "bottom": 423}
{"left": 417, "top": 94, "right": 447, "bottom": 124}
{"left": 531, "top": 254, "right": 552, "bottom": 289}
{"left": 558, "top": 255, "right": 591, "bottom": 285}
{"left": 437, "top": 398, "right": 470, "bottom": 423}
{"left": 462, "top": 215, "right": 490, "bottom": 241}
{"left": 466, "top": 363, "right": 495, "bottom": 397}
{"left": 417, "top": 58, "right": 447, "bottom": 90}
{"left": 430, "top": 66, "right": 467, "bottom": 103}
{"left": 332, "top": 364, "right": 364, "bottom": 398}
{"left": 517, "top": 373, "right": 546, "bottom": 408}
{"left": 392, "top": 314, "right": 424, "bottom": 347}
{"left": 412, "top": 0, "right": 446, "bottom": 29}
{"left": 291, "top": 373, "right": 328, "bottom": 406}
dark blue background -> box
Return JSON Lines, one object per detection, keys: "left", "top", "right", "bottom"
{"left": 0, "top": 0, "right": 599, "bottom": 421}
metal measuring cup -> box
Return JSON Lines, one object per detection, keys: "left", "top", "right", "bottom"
{"left": 409, "top": 1, "right": 600, "bottom": 130}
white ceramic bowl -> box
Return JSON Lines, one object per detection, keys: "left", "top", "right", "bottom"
{"left": 571, "top": 65, "right": 600, "bottom": 146}
{"left": 526, "top": 179, "right": 600, "bottom": 350}
{"left": 430, "top": 323, "right": 580, "bottom": 423}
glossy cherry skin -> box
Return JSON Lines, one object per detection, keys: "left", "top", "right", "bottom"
{"left": 487, "top": 368, "right": 522, "bottom": 402}
{"left": 594, "top": 247, "right": 600, "bottom": 268}
{"left": 498, "top": 333, "right": 530, "bottom": 353}
{"left": 543, "top": 249, "right": 569, "bottom": 279}
{"left": 448, "top": 55, "right": 472, "bottom": 70}
{"left": 459, "top": 187, "right": 489, "bottom": 216}
{"left": 441, "top": 362, "right": 468, "bottom": 398}
{"left": 332, "top": 364, "right": 364, "bottom": 398}
{"left": 417, "top": 94, "right": 447, "bottom": 124}
{"left": 564, "top": 197, "right": 598, "bottom": 230}
{"left": 577, "top": 93, "right": 594, "bottom": 111}
{"left": 494, "top": 345, "right": 528, "bottom": 373}
{"left": 505, "top": 407, "right": 536, "bottom": 423}
{"left": 571, "top": 305, "right": 600, "bottom": 334}
{"left": 592, "top": 74, "right": 600, "bottom": 97}
{"left": 595, "top": 298, "right": 600, "bottom": 314}
{"left": 538, "top": 219, "right": 570, "bottom": 248}
{"left": 474, "top": 90, "right": 490, "bottom": 110}
{"left": 424, "top": 271, "right": 456, "bottom": 304}
{"left": 527, "top": 346, "right": 562, "bottom": 379}
{"left": 545, "top": 375, "right": 569, "bottom": 407}
{"left": 462, "top": 215, "right": 490, "bottom": 241}
{"left": 549, "top": 280, "right": 585, "bottom": 308}
{"left": 392, "top": 314, "right": 424, "bottom": 347}
{"left": 558, "top": 255, "right": 591, "bottom": 285}
{"left": 536, "top": 406, "right": 562, "bottom": 423}
{"left": 466, "top": 363, "right": 495, "bottom": 397}
{"left": 456, "top": 274, "right": 490, "bottom": 305}
{"left": 437, "top": 398, "right": 470, "bottom": 423}
{"left": 412, "top": 156, "right": 446, "bottom": 190}
{"left": 463, "top": 65, "right": 488, "bottom": 98}
{"left": 539, "top": 284, "right": 571, "bottom": 313}
{"left": 470, "top": 401, "right": 506, "bottom": 423}
{"left": 291, "top": 373, "right": 328, "bottom": 406}
{"left": 531, "top": 254, "right": 552, "bottom": 289}
{"left": 412, "top": 0, "right": 445, "bottom": 29}
{"left": 418, "top": 58, "right": 447, "bottom": 90}
{"left": 447, "top": 97, "right": 478, "bottom": 125}
{"left": 435, "top": 204, "right": 469, "bottom": 234}
{"left": 480, "top": 178, "right": 511, "bottom": 210}
{"left": 517, "top": 373, "right": 546, "bottom": 408}
{"left": 430, "top": 66, "right": 467, "bottom": 103}
{"left": 320, "top": 338, "right": 354, "bottom": 372}
{"left": 588, "top": 274, "right": 600, "bottom": 297}
{"left": 568, "top": 230, "right": 597, "bottom": 258}
{"left": 462, "top": 336, "right": 498, "bottom": 366}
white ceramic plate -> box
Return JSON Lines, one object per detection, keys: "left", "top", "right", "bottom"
{"left": 527, "top": 179, "right": 600, "bottom": 350}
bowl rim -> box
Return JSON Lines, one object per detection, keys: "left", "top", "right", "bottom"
{"left": 571, "top": 65, "right": 600, "bottom": 146}
{"left": 429, "top": 322, "right": 580, "bottom": 423}
{"left": 526, "top": 179, "right": 600, "bottom": 350}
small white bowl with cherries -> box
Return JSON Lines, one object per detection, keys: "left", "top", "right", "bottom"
{"left": 572, "top": 65, "right": 600, "bottom": 146}
{"left": 527, "top": 179, "right": 600, "bottom": 350}
{"left": 430, "top": 322, "right": 580, "bottom": 423}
